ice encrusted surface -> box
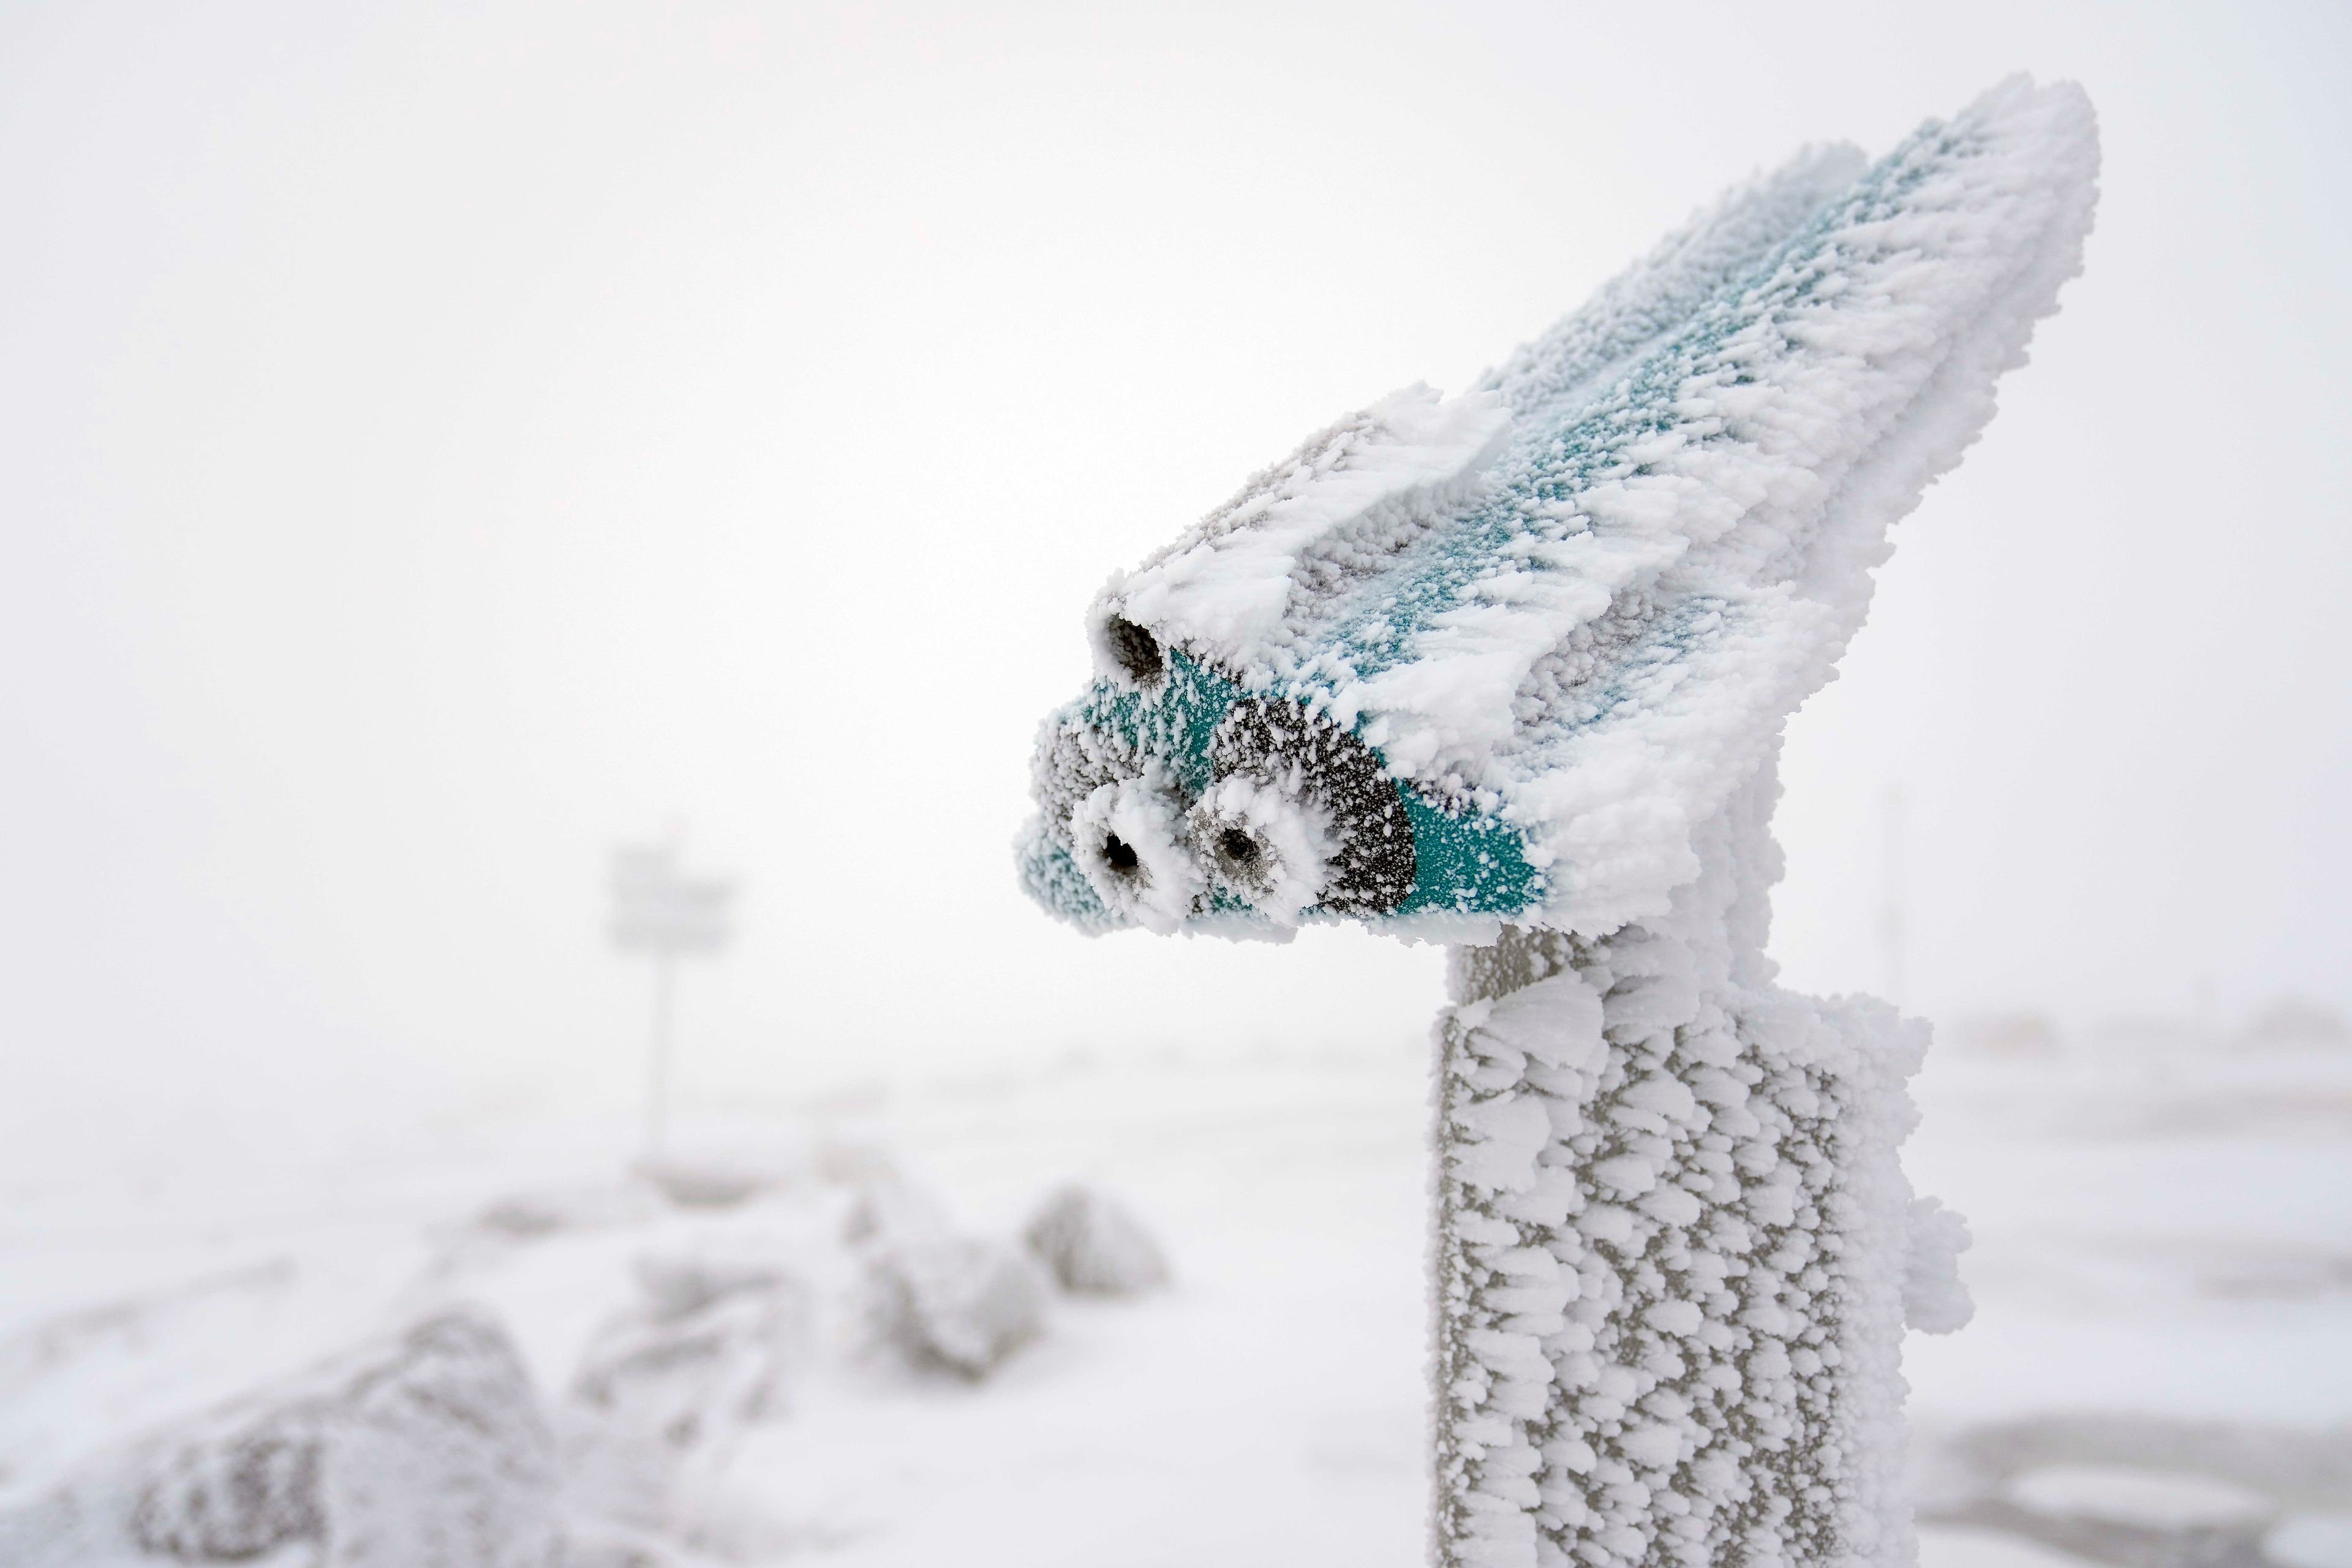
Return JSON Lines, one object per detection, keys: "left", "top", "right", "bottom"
{"left": 1033, "top": 75, "right": 2097, "bottom": 939}
{"left": 1430, "top": 760, "right": 1960, "bottom": 1568}
{"left": 0, "top": 1309, "right": 558, "bottom": 1568}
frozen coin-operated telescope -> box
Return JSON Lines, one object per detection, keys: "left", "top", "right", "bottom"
{"left": 1018, "top": 78, "right": 2096, "bottom": 1568}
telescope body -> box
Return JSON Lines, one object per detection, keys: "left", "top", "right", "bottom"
{"left": 1022, "top": 80, "right": 2094, "bottom": 948}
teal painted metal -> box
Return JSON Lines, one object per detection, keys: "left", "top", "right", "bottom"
{"left": 1021, "top": 649, "right": 1545, "bottom": 933}
{"left": 1392, "top": 787, "right": 1542, "bottom": 919}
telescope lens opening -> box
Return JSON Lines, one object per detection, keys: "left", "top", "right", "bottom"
{"left": 1101, "top": 832, "right": 1141, "bottom": 875}
{"left": 1104, "top": 617, "right": 1165, "bottom": 685}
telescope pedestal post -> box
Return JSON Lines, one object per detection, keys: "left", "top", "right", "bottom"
{"left": 1426, "top": 788, "right": 1933, "bottom": 1568}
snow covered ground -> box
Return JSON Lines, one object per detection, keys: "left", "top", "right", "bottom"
{"left": 2, "top": 1023, "right": 2347, "bottom": 1566}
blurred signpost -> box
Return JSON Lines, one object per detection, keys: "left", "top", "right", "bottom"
{"left": 1880, "top": 781, "right": 1907, "bottom": 1009}
{"left": 609, "top": 835, "right": 735, "bottom": 1159}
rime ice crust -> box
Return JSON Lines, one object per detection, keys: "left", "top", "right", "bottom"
{"left": 1016, "top": 74, "right": 2094, "bottom": 1568}
{"left": 1019, "top": 77, "right": 2097, "bottom": 941}
{"left": 1430, "top": 762, "right": 1947, "bottom": 1568}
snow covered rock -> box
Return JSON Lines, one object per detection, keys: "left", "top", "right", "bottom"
{"left": 635, "top": 1159, "right": 773, "bottom": 1210}
{"left": 1022, "top": 1185, "right": 1171, "bottom": 1296}
{"left": 0, "top": 1308, "right": 559, "bottom": 1568}
{"left": 142, "top": 1308, "right": 557, "bottom": 1567}
{"left": 570, "top": 1256, "right": 809, "bottom": 1453}
{"left": 864, "top": 1234, "right": 1049, "bottom": 1380}
{"left": 839, "top": 1173, "right": 946, "bottom": 1247}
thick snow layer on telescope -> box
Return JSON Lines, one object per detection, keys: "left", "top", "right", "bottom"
{"left": 1032, "top": 75, "right": 2097, "bottom": 939}
{"left": 1102, "top": 385, "right": 1515, "bottom": 671}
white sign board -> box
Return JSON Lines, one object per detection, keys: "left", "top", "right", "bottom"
{"left": 609, "top": 843, "right": 734, "bottom": 956}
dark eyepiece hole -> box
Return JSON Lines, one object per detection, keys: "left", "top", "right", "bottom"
{"left": 1104, "top": 616, "right": 1166, "bottom": 685}
{"left": 1101, "top": 832, "right": 1140, "bottom": 874}
{"left": 1218, "top": 828, "right": 1260, "bottom": 865}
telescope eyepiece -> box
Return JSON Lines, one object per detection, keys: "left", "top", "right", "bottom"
{"left": 1102, "top": 616, "right": 1165, "bottom": 687}
{"left": 1101, "top": 833, "right": 1141, "bottom": 875}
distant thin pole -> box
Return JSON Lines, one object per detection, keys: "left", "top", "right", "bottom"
{"left": 645, "top": 950, "right": 676, "bottom": 1159}
{"left": 611, "top": 827, "right": 732, "bottom": 1168}
{"left": 1880, "top": 783, "right": 1905, "bottom": 1008}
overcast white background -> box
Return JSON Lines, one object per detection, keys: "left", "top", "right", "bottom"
{"left": 2, "top": 1, "right": 2345, "bottom": 1182}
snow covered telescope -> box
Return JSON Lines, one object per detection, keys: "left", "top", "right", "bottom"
{"left": 1018, "top": 77, "right": 2095, "bottom": 1568}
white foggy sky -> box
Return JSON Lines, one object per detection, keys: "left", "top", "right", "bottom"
{"left": 2, "top": 1, "right": 2346, "bottom": 1169}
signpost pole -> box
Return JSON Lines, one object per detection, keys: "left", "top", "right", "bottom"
{"left": 644, "top": 949, "right": 676, "bottom": 1161}
{"left": 607, "top": 833, "right": 735, "bottom": 1172}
